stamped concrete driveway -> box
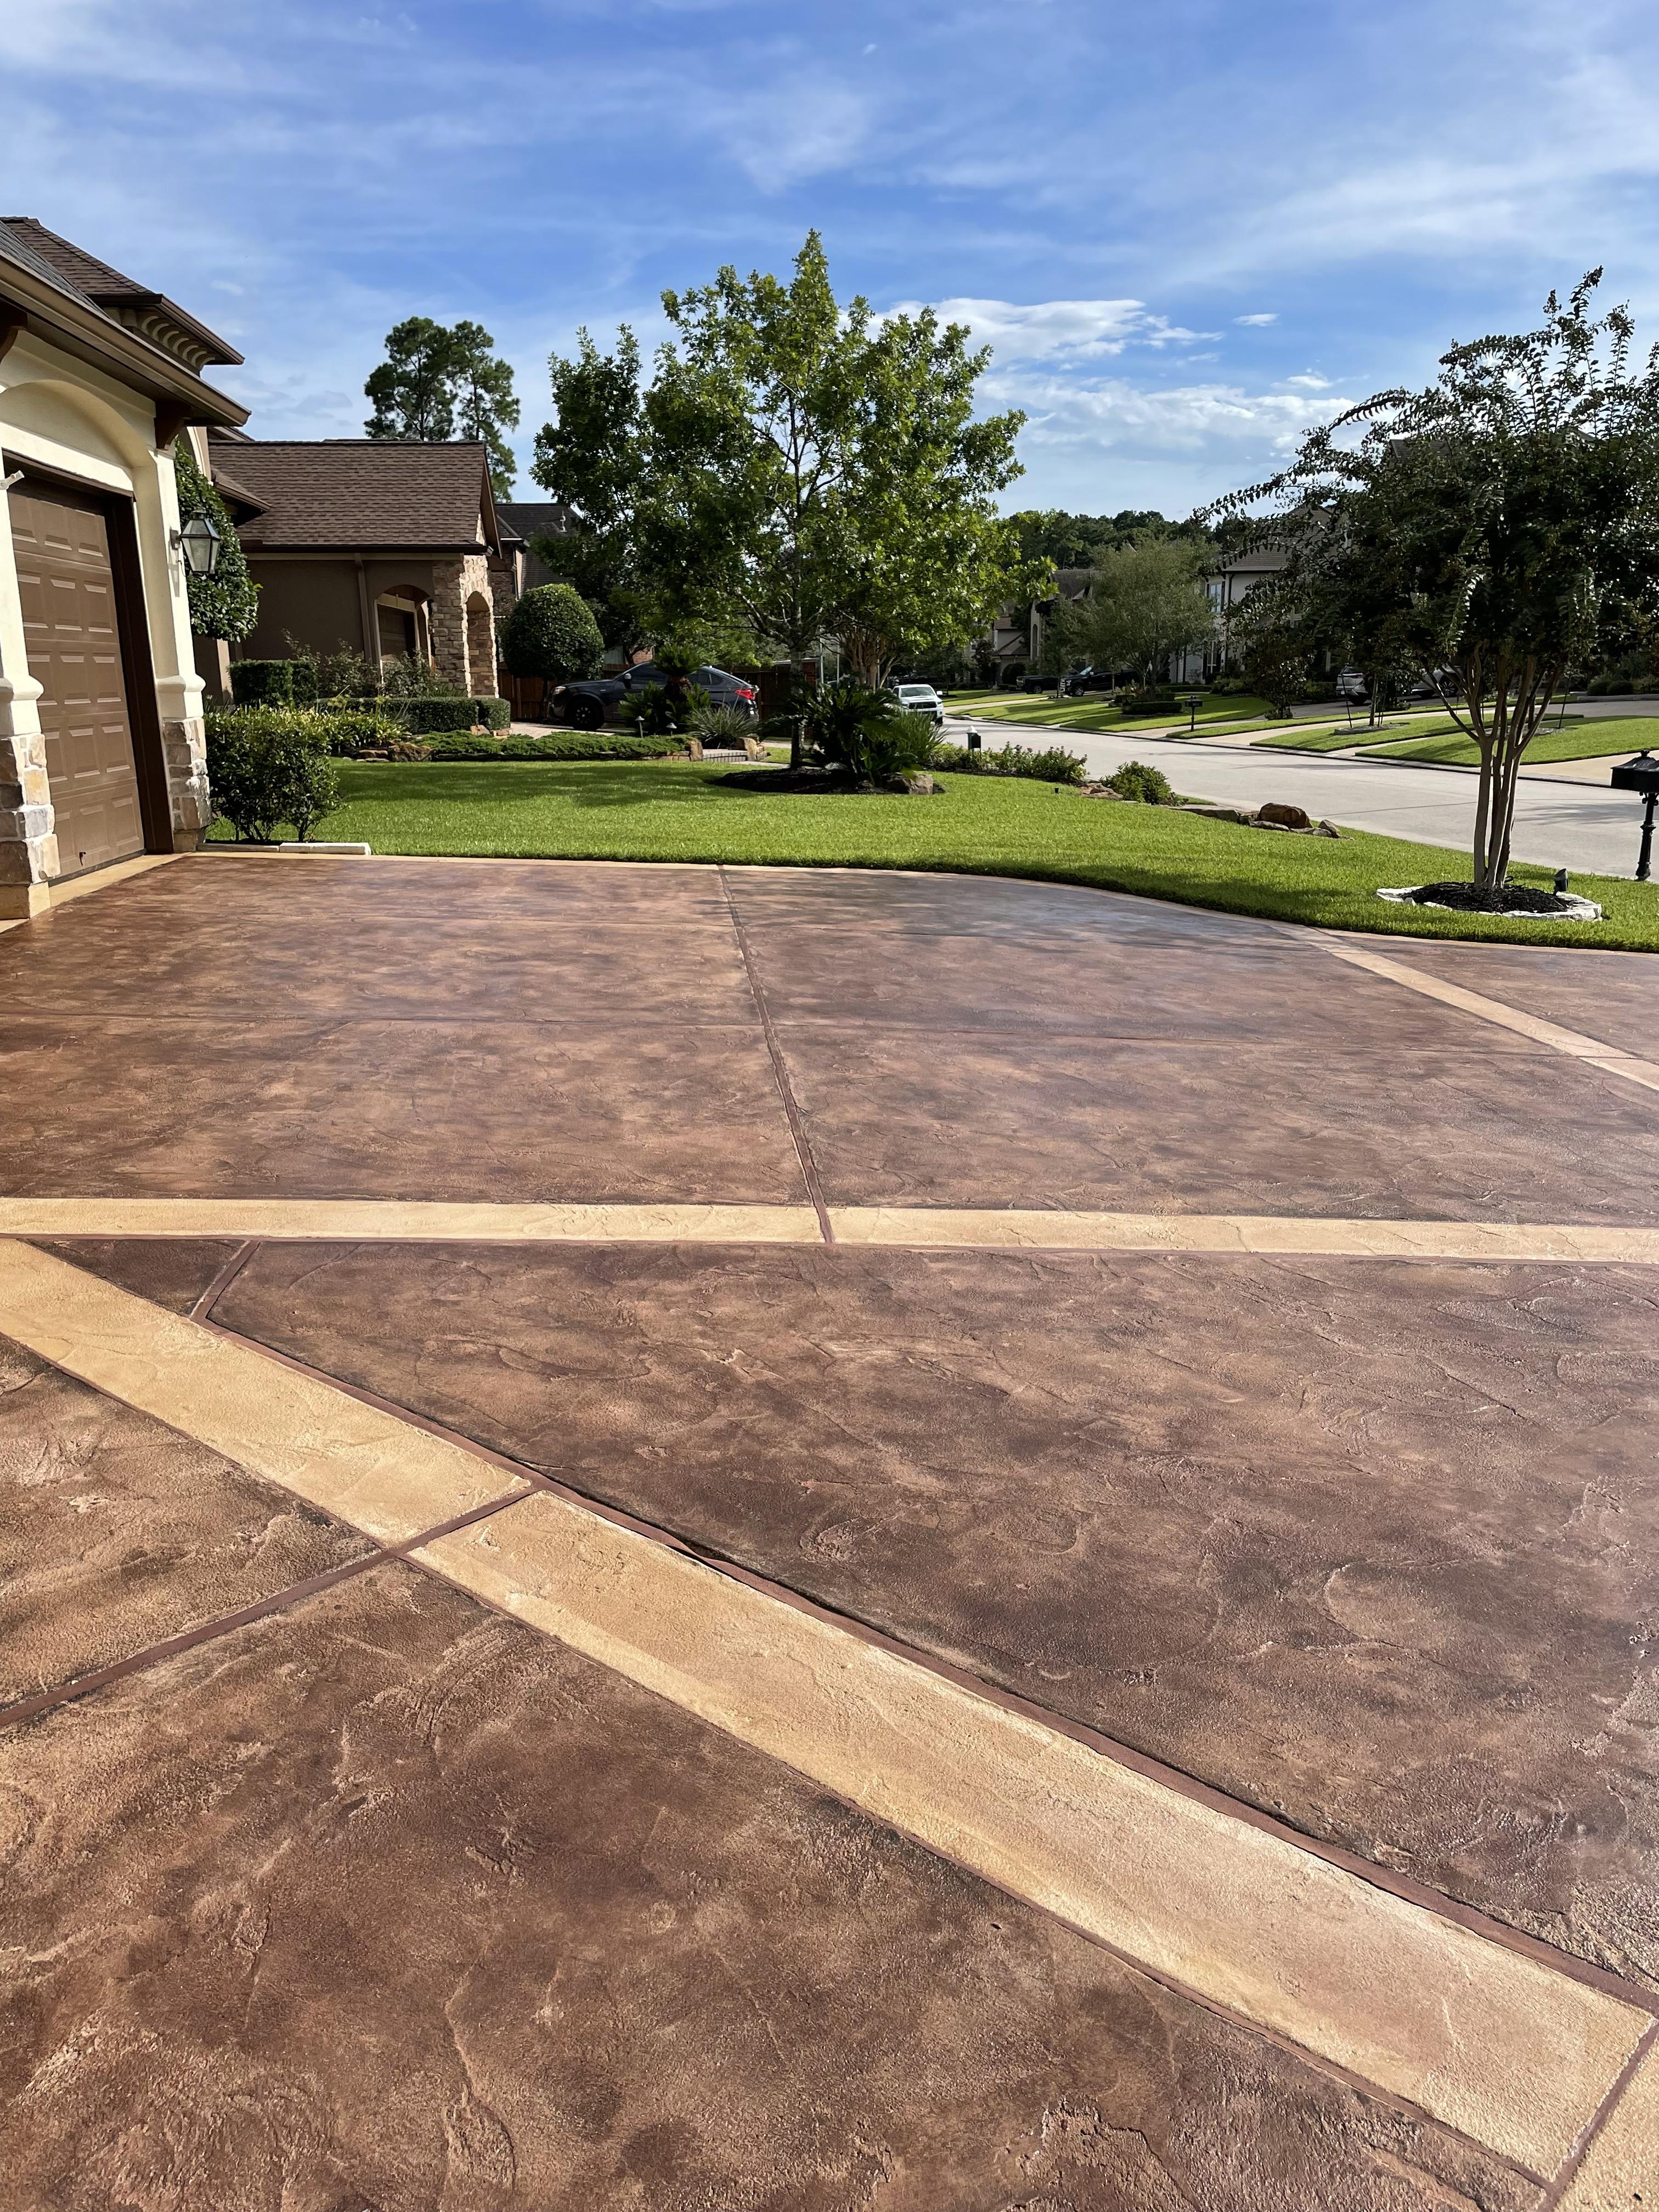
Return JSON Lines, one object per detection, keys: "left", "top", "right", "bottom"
{"left": 2, "top": 849, "right": 1658, "bottom": 2210}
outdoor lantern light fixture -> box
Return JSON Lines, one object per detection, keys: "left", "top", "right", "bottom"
{"left": 173, "top": 514, "right": 221, "bottom": 578}
{"left": 1610, "top": 749, "right": 1659, "bottom": 882}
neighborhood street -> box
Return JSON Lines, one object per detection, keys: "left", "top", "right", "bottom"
{"left": 957, "top": 715, "right": 1659, "bottom": 877}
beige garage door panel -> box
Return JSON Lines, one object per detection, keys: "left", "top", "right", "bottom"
{"left": 10, "top": 482, "right": 143, "bottom": 878}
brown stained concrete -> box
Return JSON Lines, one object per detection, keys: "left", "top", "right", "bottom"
{"left": 0, "top": 1333, "right": 369, "bottom": 1705}
{"left": 1380, "top": 937, "right": 1659, "bottom": 1062}
{"left": 777, "top": 1028, "right": 1659, "bottom": 1220}
{"left": 0, "top": 1557, "right": 1535, "bottom": 2211}
{"left": 0, "top": 1017, "right": 805, "bottom": 1203}
{"left": 213, "top": 1237, "right": 1659, "bottom": 1991}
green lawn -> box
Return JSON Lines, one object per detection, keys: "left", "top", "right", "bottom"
{"left": 955, "top": 691, "right": 1273, "bottom": 736}
{"left": 218, "top": 758, "right": 1659, "bottom": 950}
{"left": 1365, "top": 716, "right": 1659, "bottom": 768}
{"left": 1253, "top": 717, "right": 1468, "bottom": 754}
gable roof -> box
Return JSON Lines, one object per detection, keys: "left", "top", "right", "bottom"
{"left": 2, "top": 217, "right": 241, "bottom": 371}
{"left": 498, "top": 500, "right": 574, "bottom": 546}
{"left": 0, "top": 217, "right": 246, "bottom": 430}
{"left": 208, "top": 435, "right": 500, "bottom": 554}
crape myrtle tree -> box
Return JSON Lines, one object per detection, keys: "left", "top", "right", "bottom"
{"left": 1211, "top": 273, "right": 1659, "bottom": 889}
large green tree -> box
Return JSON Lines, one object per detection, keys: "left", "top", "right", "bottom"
{"left": 836, "top": 306, "right": 1035, "bottom": 684}
{"left": 364, "top": 317, "right": 520, "bottom": 495}
{"left": 1213, "top": 274, "right": 1659, "bottom": 888}
{"left": 531, "top": 326, "right": 649, "bottom": 650}
{"left": 1048, "top": 538, "right": 1215, "bottom": 686}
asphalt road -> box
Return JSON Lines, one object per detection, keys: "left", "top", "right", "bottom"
{"left": 954, "top": 717, "right": 1655, "bottom": 877}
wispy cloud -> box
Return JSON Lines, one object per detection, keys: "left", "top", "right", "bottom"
{"left": 897, "top": 297, "right": 1214, "bottom": 363}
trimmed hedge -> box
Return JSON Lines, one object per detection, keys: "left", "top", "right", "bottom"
{"left": 421, "top": 730, "right": 684, "bottom": 762}
{"left": 230, "top": 659, "right": 319, "bottom": 707}
{"left": 374, "top": 697, "right": 511, "bottom": 734}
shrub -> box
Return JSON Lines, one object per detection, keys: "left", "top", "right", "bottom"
{"left": 499, "top": 583, "right": 605, "bottom": 683}
{"left": 173, "top": 442, "right": 258, "bottom": 644}
{"left": 933, "top": 741, "right": 1086, "bottom": 783}
{"left": 690, "top": 703, "right": 758, "bottom": 748}
{"left": 804, "top": 680, "right": 934, "bottom": 782}
{"left": 1104, "top": 759, "right": 1175, "bottom": 804}
{"left": 230, "top": 659, "right": 298, "bottom": 707}
{"left": 205, "top": 708, "right": 342, "bottom": 841}
{"left": 320, "top": 708, "right": 405, "bottom": 756}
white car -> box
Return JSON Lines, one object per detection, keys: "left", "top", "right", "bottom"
{"left": 891, "top": 682, "right": 944, "bottom": 726}
{"left": 1335, "top": 667, "right": 1367, "bottom": 699}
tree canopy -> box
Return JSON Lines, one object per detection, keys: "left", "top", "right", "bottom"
{"left": 532, "top": 232, "right": 1034, "bottom": 679}
{"left": 365, "top": 317, "right": 520, "bottom": 495}
{"left": 1212, "top": 272, "right": 1659, "bottom": 887}
{"left": 1046, "top": 538, "right": 1214, "bottom": 685}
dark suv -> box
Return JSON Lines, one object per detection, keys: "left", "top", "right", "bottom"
{"left": 553, "top": 662, "right": 758, "bottom": 730}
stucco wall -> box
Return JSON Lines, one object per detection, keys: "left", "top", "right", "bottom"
{"left": 0, "top": 331, "right": 206, "bottom": 915}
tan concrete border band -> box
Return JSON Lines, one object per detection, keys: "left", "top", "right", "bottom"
{"left": 1556, "top": 2040, "right": 1659, "bottom": 2207}
{"left": 0, "top": 1235, "right": 1646, "bottom": 2177}
{"left": 1327, "top": 940, "right": 1659, "bottom": 1094}
{"left": 7, "top": 1194, "right": 1659, "bottom": 1265}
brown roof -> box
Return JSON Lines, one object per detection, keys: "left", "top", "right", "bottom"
{"left": 208, "top": 436, "right": 499, "bottom": 553}
{"left": 2, "top": 217, "right": 242, "bottom": 369}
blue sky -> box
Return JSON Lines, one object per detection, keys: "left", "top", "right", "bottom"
{"left": 5, "top": 0, "right": 1657, "bottom": 517}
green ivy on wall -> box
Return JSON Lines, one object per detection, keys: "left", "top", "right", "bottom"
{"left": 172, "top": 439, "right": 259, "bottom": 641}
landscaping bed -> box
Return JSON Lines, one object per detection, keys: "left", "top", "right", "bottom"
{"left": 208, "top": 757, "right": 1659, "bottom": 950}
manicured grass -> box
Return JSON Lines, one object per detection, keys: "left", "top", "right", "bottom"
{"left": 1366, "top": 716, "right": 1658, "bottom": 768}
{"left": 1252, "top": 717, "right": 1467, "bottom": 753}
{"left": 960, "top": 691, "right": 1273, "bottom": 735}
{"left": 218, "top": 758, "right": 1659, "bottom": 950}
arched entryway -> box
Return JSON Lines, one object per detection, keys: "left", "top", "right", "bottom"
{"left": 465, "top": 591, "right": 495, "bottom": 698}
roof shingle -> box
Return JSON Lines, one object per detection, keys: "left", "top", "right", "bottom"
{"left": 207, "top": 437, "right": 496, "bottom": 552}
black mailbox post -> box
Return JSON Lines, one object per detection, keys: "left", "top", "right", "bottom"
{"left": 1610, "top": 751, "right": 1659, "bottom": 881}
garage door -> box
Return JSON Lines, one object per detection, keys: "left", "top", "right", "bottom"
{"left": 9, "top": 478, "right": 143, "bottom": 877}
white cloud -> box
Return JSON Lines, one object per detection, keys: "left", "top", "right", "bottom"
{"left": 1281, "top": 373, "right": 1333, "bottom": 390}
{"left": 893, "top": 297, "right": 1212, "bottom": 363}
{"left": 985, "top": 371, "right": 1351, "bottom": 459}
{"left": 1235, "top": 312, "right": 1277, "bottom": 326}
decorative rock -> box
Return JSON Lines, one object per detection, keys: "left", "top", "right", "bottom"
{"left": 882, "top": 770, "right": 938, "bottom": 794}
{"left": 1258, "top": 802, "right": 1313, "bottom": 830}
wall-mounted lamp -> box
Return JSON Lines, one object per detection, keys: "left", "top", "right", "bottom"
{"left": 171, "top": 514, "right": 221, "bottom": 577}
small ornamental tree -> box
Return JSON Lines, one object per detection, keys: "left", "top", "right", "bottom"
{"left": 173, "top": 442, "right": 258, "bottom": 643}
{"left": 1056, "top": 538, "right": 1214, "bottom": 687}
{"left": 499, "top": 583, "right": 605, "bottom": 683}
{"left": 1212, "top": 273, "right": 1659, "bottom": 889}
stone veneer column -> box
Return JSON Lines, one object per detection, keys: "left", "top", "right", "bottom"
{"left": 428, "top": 554, "right": 496, "bottom": 695}
{"left": 157, "top": 682, "right": 212, "bottom": 850}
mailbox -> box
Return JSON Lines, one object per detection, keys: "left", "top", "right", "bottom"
{"left": 1611, "top": 751, "right": 1659, "bottom": 881}
{"left": 1610, "top": 750, "right": 1659, "bottom": 795}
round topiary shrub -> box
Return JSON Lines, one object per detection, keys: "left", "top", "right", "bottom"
{"left": 499, "top": 584, "right": 605, "bottom": 683}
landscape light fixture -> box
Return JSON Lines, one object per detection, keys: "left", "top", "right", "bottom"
{"left": 1609, "top": 750, "right": 1659, "bottom": 881}
{"left": 173, "top": 514, "right": 221, "bottom": 577}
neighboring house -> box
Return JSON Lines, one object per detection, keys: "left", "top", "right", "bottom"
{"left": 0, "top": 216, "right": 247, "bottom": 915}
{"left": 984, "top": 567, "right": 1094, "bottom": 680}
{"left": 204, "top": 431, "right": 513, "bottom": 697}
{"left": 496, "top": 500, "right": 576, "bottom": 596}
{"left": 1176, "top": 545, "right": 1289, "bottom": 681}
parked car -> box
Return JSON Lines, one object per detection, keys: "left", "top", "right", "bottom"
{"left": 889, "top": 682, "right": 944, "bottom": 726}
{"left": 1335, "top": 667, "right": 1367, "bottom": 699}
{"left": 1068, "top": 665, "right": 1119, "bottom": 693}
{"left": 1018, "top": 672, "right": 1060, "bottom": 692}
{"left": 1407, "top": 669, "right": 1463, "bottom": 699}
{"left": 554, "top": 661, "right": 759, "bottom": 730}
